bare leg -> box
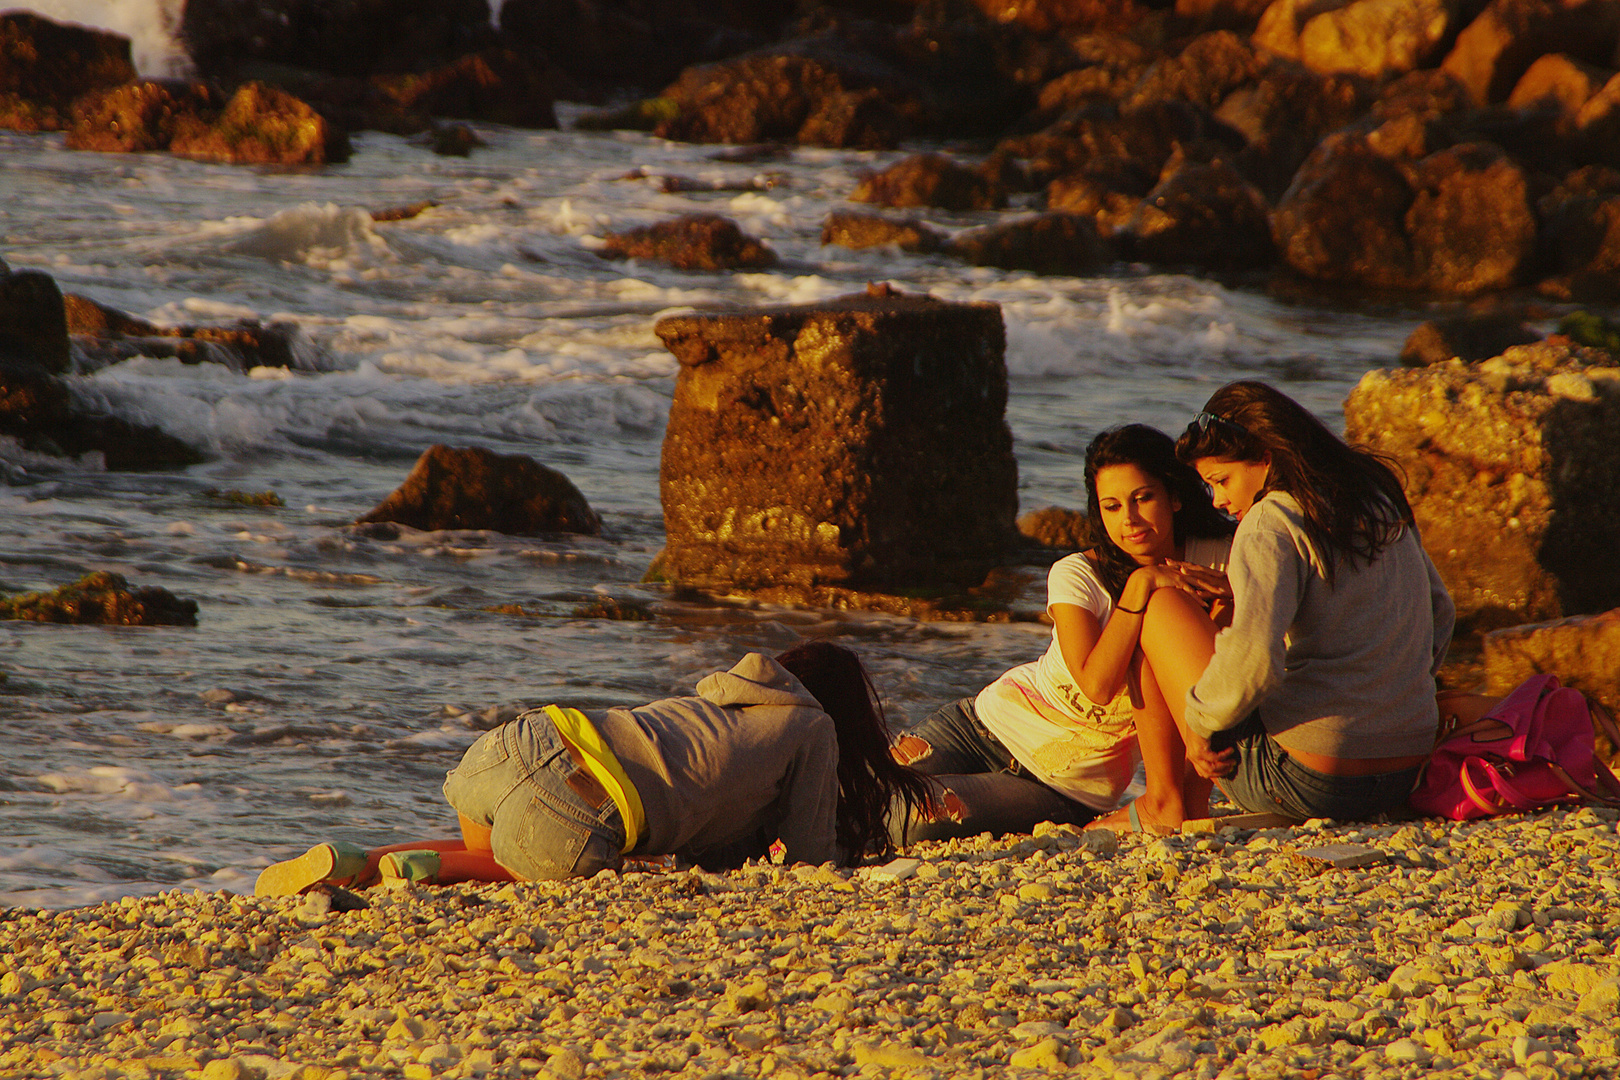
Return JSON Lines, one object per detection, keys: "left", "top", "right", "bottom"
{"left": 1094, "top": 588, "right": 1219, "bottom": 831}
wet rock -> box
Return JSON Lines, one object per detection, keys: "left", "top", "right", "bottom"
{"left": 0, "top": 266, "right": 70, "bottom": 376}
{"left": 356, "top": 444, "right": 601, "bottom": 536}
{"left": 819, "top": 211, "right": 947, "bottom": 253}
{"left": 1576, "top": 71, "right": 1620, "bottom": 166}
{"left": 1400, "top": 311, "right": 1542, "bottom": 366}
{"left": 181, "top": 0, "right": 501, "bottom": 82}
{"left": 1483, "top": 608, "right": 1620, "bottom": 714}
{"left": 1537, "top": 166, "right": 1620, "bottom": 302}
{"left": 597, "top": 214, "right": 777, "bottom": 271}
{"left": 1440, "top": 0, "right": 1620, "bottom": 106}
{"left": 653, "top": 53, "right": 912, "bottom": 149}
{"left": 1123, "top": 158, "right": 1275, "bottom": 271}
{"left": 1273, "top": 134, "right": 1536, "bottom": 294}
{"left": 1044, "top": 162, "right": 1154, "bottom": 233}
{"left": 654, "top": 285, "right": 1017, "bottom": 593}
{"left": 65, "top": 80, "right": 226, "bottom": 154}
{"left": 850, "top": 153, "right": 1006, "bottom": 211}
{"left": 1343, "top": 341, "right": 1620, "bottom": 629}
{"left": 1034, "top": 51, "right": 1151, "bottom": 117}
{"left": 1017, "top": 506, "right": 1088, "bottom": 550}
{"left": 0, "top": 571, "right": 198, "bottom": 626}
{"left": 0, "top": 12, "right": 137, "bottom": 133}
{"left": 63, "top": 294, "right": 313, "bottom": 374}
{"left": 370, "top": 49, "right": 558, "bottom": 130}
{"left": 1218, "top": 66, "right": 1370, "bottom": 203}
{"left": 1506, "top": 52, "right": 1612, "bottom": 120}
{"left": 1177, "top": 0, "right": 1275, "bottom": 32}
{"left": 418, "top": 122, "right": 485, "bottom": 156}
{"left": 970, "top": 0, "right": 1150, "bottom": 35}
{"left": 168, "top": 81, "right": 348, "bottom": 166}
{"left": 948, "top": 212, "right": 1115, "bottom": 275}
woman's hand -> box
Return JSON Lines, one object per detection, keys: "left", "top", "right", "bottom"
{"left": 1164, "top": 561, "right": 1232, "bottom": 605}
{"left": 1185, "top": 729, "right": 1236, "bottom": 780}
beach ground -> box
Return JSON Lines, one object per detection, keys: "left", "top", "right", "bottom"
{"left": 3, "top": 807, "right": 1618, "bottom": 1080}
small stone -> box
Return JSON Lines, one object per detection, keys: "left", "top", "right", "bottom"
{"left": 1009, "top": 1036, "right": 1067, "bottom": 1069}
{"left": 1080, "top": 829, "right": 1117, "bottom": 855}
{"left": 1017, "top": 882, "right": 1056, "bottom": 901}
{"left": 1515, "top": 1034, "right": 1552, "bottom": 1065}
{"left": 544, "top": 1048, "right": 586, "bottom": 1080}
{"left": 1385, "top": 1038, "right": 1432, "bottom": 1064}
{"left": 851, "top": 1043, "right": 931, "bottom": 1069}
{"left": 726, "top": 979, "right": 772, "bottom": 1013}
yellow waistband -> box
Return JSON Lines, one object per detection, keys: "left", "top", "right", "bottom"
{"left": 543, "top": 705, "right": 646, "bottom": 855}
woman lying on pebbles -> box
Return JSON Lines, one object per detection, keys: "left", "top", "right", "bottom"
{"left": 256, "top": 642, "right": 935, "bottom": 893}
{"left": 1092, "top": 380, "right": 1456, "bottom": 833}
{"left": 890, "top": 424, "right": 1235, "bottom": 843}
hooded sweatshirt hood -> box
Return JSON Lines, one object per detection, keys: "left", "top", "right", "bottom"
{"left": 696, "top": 652, "right": 821, "bottom": 711}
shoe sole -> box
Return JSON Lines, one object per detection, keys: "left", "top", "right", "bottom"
{"left": 255, "top": 843, "right": 364, "bottom": 897}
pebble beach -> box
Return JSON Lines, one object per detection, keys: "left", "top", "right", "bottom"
{"left": 7, "top": 808, "right": 1619, "bottom": 1080}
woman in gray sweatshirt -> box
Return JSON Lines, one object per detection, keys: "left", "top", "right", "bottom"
{"left": 1099, "top": 381, "right": 1454, "bottom": 830}
{"left": 255, "top": 642, "right": 935, "bottom": 893}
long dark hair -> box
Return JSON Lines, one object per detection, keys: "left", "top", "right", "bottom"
{"left": 1174, "top": 380, "right": 1412, "bottom": 581}
{"left": 1083, "top": 424, "right": 1235, "bottom": 599}
{"left": 774, "top": 641, "right": 935, "bottom": 862}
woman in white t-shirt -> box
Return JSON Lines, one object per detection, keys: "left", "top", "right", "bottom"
{"left": 891, "top": 425, "right": 1235, "bottom": 844}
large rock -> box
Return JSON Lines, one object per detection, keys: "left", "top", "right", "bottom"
{"left": 1399, "top": 312, "right": 1542, "bottom": 366}
{"left": 654, "top": 286, "right": 1018, "bottom": 594}
{"left": 1219, "top": 66, "right": 1369, "bottom": 203}
{"left": 369, "top": 49, "right": 558, "bottom": 129}
{"left": 64, "top": 294, "right": 315, "bottom": 373}
{"left": 168, "top": 82, "right": 348, "bottom": 166}
{"left": 0, "top": 12, "right": 136, "bottom": 132}
{"left": 597, "top": 215, "right": 777, "bottom": 271}
{"left": 819, "top": 211, "right": 947, "bottom": 253}
{"left": 357, "top": 445, "right": 601, "bottom": 535}
{"left": 990, "top": 100, "right": 1241, "bottom": 191}
{"left": 0, "top": 572, "right": 197, "bottom": 626}
{"left": 1483, "top": 609, "right": 1620, "bottom": 712}
{"left": 850, "top": 153, "right": 1006, "bottom": 211}
{"left": 1440, "top": 0, "right": 1620, "bottom": 106}
{"left": 1124, "top": 30, "right": 1266, "bottom": 111}
{"left": 0, "top": 267, "right": 70, "bottom": 375}
{"left": 1343, "top": 342, "right": 1620, "bottom": 630}
{"left": 180, "top": 0, "right": 500, "bottom": 81}
{"left": 1122, "top": 159, "right": 1275, "bottom": 270}
{"left": 948, "top": 213, "right": 1116, "bottom": 275}
{"left": 1536, "top": 166, "right": 1620, "bottom": 301}
{"left": 66, "top": 81, "right": 225, "bottom": 154}
{"left": 969, "top": 0, "right": 1150, "bottom": 35}
{"left": 1259, "top": 0, "right": 1453, "bottom": 78}
{"left": 1272, "top": 134, "right": 1537, "bottom": 294}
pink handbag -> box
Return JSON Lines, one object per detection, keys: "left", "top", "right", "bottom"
{"left": 1409, "top": 674, "right": 1620, "bottom": 820}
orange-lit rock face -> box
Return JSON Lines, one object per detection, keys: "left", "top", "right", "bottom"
{"left": 656, "top": 289, "right": 1018, "bottom": 593}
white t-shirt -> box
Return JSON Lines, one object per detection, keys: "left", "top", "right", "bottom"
{"left": 974, "top": 535, "right": 1232, "bottom": 810}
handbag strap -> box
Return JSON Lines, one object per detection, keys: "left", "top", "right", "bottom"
{"left": 1460, "top": 757, "right": 1511, "bottom": 816}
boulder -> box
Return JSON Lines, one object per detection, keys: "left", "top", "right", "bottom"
{"left": 168, "top": 82, "right": 348, "bottom": 166}
{"left": 1295, "top": 0, "right": 1454, "bottom": 78}
{"left": 991, "top": 100, "right": 1239, "bottom": 191}
{"left": 1045, "top": 161, "right": 1155, "bottom": 233}
{"left": 969, "top": 0, "right": 1150, "bottom": 35}
{"left": 0, "top": 12, "right": 136, "bottom": 132}
{"left": 1506, "top": 53, "right": 1612, "bottom": 119}
{"left": 1483, "top": 608, "right": 1620, "bottom": 712}
{"left": 819, "top": 211, "right": 947, "bottom": 253}
{"left": 1176, "top": 0, "right": 1276, "bottom": 32}
{"left": 0, "top": 572, "right": 197, "bottom": 626}
{"left": 850, "top": 153, "right": 1006, "bottom": 211}
{"left": 1017, "top": 505, "right": 1089, "bottom": 550}
{"left": 1035, "top": 61, "right": 1150, "bottom": 117}
{"left": 370, "top": 49, "right": 559, "bottom": 129}
{"left": 1122, "top": 159, "right": 1275, "bottom": 270}
{"left": 1342, "top": 342, "right": 1620, "bottom": 630}
{"left": 1440, "top": 0, "right": 1620, "bottom": 106}
{"left": 63, "top": 294, "right": 314, "bottom": 373}
{"left": 1399, "top": 312, "right": 1542, "bottom": 366}
{"left": 654, "top": 285, "right": 1017, "bottom": 594}
{"left": 1273, "top": 135, "right": 1537, "bottom": 294}
{"left": 1217, "top": 66, "right": 1369, "bottom": 203}
{"left": 1537, "top": 166, "right": 1620, "bottom": 301}
{"left": 652, "top": 53, "right": 912, "bottom": 149}
{"left": 1125, "top": 30, "right": 1266, "bottom": 111}
{"left": 356, "top": 445, "right": 601, "bottom": 535}
{"left": 597, "top": 214, "right": 777, "bottom": 271}
{"left": 948, "top": 213, "right": 1116, "bottom": 275}
{"left": 0, "top": 268, "right": 70, "bottom": 375}
{"left": 66, "top": 81, "right": 226, "bottom": 154}
{"left": 180, "top": 0, "right": 501, "bottom": 81}
{"left": 1576, "top": 71, "right": 1620, "bottom": 166}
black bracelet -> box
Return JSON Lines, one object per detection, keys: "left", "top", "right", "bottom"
{"left": 1115, "top": 599, "right": 1147, "bottom": 615}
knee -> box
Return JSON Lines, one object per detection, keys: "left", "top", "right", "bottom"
{"left": 891, "top": 734, "right": 933, "bottom": 766}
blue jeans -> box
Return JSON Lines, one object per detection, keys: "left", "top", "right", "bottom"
{"left": 889, "top": 698, "right": 1096, "bottom": 846}
{"left": 443, "top": 710, "right": 625, "bottom": 880}
{"left": 1213, "top": 712, "right": 1422, "bottom": 822}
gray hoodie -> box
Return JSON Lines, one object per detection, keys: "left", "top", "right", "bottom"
{"left": 598, "top": 653, "right": 844, "bottom": 868}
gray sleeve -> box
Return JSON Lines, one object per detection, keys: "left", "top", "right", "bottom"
{"left": 1423, "top": 541, "right": 1455, "bottom": 675}
{"left": 1184, "top": 507, "right": 1308, "bottom": 739}
{"left": 772, "top": 712, "right": 843, "bottom": 867}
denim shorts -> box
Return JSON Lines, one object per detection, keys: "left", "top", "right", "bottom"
{"left": 443, "top": 710, "right": 625, "bottom": 880}
{"left": 1213, "top": 711, "right": 1422, "bottom": 822}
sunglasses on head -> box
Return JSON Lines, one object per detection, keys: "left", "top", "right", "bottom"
{"left": 1189, "top": 411, "right": 1247, "bottom": 437}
